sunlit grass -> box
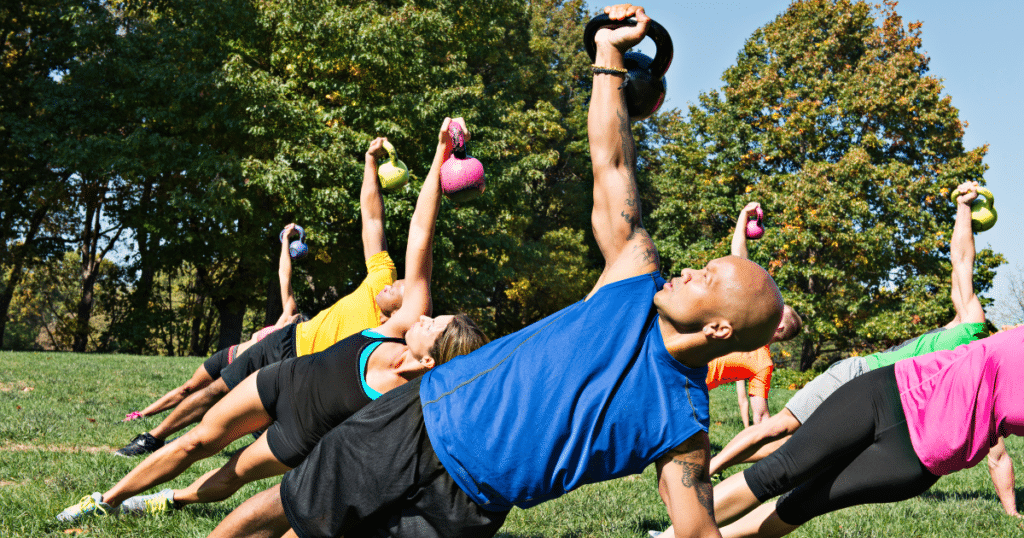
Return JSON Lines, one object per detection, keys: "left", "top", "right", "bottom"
{"left": 1, "top": 350, "right": 1020, "bottom": 537}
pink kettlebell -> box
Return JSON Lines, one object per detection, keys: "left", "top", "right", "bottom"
{"left": 440, "top": 122, "right": 485, "bottom": 202}
{"left": 746, "top": 206, "right": 765, "bottom": 240}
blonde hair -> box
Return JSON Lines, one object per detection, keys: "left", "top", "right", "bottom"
{"left": 430, "top": 313, "right": 489, "bottom": 365}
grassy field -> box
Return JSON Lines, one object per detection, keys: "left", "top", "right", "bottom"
{"left": 1, "top": 350, "right": 1021, "bottom": 537}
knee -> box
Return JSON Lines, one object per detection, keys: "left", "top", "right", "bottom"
{"left": 183, "top": 377, "right": 211, "bottom": 395}
{"left": 765, "top": 414, "right": 798, "bottom": 439}
{"left": 178, "top": 430, "right": 222, "bottom": 459}
{"left": 200, "top": 381, "right": 229, "bottom": 404}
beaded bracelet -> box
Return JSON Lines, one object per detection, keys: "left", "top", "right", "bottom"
{"left": 591, "top": 65, "right": 628, "bottom": 76}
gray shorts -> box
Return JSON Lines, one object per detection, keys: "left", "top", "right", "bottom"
{"left": 784, "top": 356, "right": 869, "bottom": 424}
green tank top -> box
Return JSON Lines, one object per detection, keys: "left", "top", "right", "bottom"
{"left": 865, "top": 322, "right": 986, "bottom": 370}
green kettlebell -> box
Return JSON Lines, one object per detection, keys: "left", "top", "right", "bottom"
{"left": 378, "top": 140, "right": 409, "bottom": 191}
{"left": 950, "top": 186, "right": 997, "bottom": 232}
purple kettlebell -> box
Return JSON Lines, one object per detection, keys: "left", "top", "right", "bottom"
{"left": 746, "top": 207, "right": 765, "bottom": 240}
{"left": 279, "top": 225, "right": 308, "bottom": 259}
{"left": 440, "top": 122, "right": 485, "bottom": 203}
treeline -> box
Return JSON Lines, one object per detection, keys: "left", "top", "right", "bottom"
{"left": 1, "top": 0, "right": 1002, "bottom": 368}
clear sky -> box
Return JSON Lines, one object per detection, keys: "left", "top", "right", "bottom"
{"left": 590, "top": 0, "right": 1023, "bottom": 324}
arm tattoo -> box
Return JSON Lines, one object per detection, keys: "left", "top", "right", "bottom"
{"left": 632, "top": 229, "right": 660, "bottom": 268}
{"left": 671, "top": 458, "right": 715, "bottom": 520}
{"left": 616, "top": 109, "right": 644, "bottom": 241}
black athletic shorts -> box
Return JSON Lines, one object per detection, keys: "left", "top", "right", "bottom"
{"left": 203, "top": 347, "right": 231, "bottom": 379}
{"left": 280, "top": 378, "right": 509, "bottom": 538}
{"left": 745, "top": 365, "right": 940, "bottom": 525}
{"left": 220, "top": 324, "right": 297, "bottom": 390}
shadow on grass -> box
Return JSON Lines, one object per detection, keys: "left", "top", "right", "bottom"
{"left": 494, "top": 517, "right": 667, "bottom": 538}
{"left": 919, "top": 489, "right": 1002, "bottom": 502}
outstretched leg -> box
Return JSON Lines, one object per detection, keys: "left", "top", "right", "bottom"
{"left": 148, "top": 378, "right": 231, "bottom": 440}
{"left": 101, "top": 373, "right": 271, "bottom": 507}
{"left": 133, "top": 364, "right": 216, "bottom": 419}
{"left": 207, "top": 483, "right": 292, "bottom": 538}
{"left": 172, "top": 432, "right": 290, "bottom": 506}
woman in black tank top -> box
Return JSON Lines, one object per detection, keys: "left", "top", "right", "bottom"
{"left": 63, "top": 123, "right": 489, "bottom": 518}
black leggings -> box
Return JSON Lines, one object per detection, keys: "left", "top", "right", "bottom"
{"left": 744, "top": 365, "right": 940, "bottom": 525}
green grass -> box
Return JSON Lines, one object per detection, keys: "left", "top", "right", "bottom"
{"left": 1, "top": 351, "right": 1021, "bottom": 537}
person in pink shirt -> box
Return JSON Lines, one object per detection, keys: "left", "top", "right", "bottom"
{"left": 707, "top": 324, "right": 1024, "bottom": 538}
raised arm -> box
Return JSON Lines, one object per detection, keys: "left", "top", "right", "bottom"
{"left": 586, "top": 5, "right": 659, "bottom": 297}
{"left": 377, "top": 119, "right": 453, "bottom": 335}
{"left": 656, "top": 432, "right": 723, "bottom": 538}
{"left": 275, "top": 223, "right": 299, "bottom": 324}
{"left": 731, "top": 202, "right": 760, "bottom": 259}
{"left": 949, "top": 181, "right": 985, "bottom": 326}
{"left": 361, "top": 137, "right": 390, "bottom": 261}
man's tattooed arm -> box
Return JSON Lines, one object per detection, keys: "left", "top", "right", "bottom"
{"left": 656, "top": 432, "right": 721, "bottom": 537}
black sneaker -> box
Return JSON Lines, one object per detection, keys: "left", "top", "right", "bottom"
{"left": 114, "top": 432, "right": 165, "bottom": 457}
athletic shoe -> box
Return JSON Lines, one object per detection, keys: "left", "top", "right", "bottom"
{"left": 56, "top": 492, "right": 118, "bottom": 522}
{"left": 122, "top": 411, "right": 143, "bottom": 422}
{"left": 648, "top": 531, "right": 662, "bottom": 537}
{"left": 114, "top": 432, "right": 164, "bottom": 457}
{"left": 121, "top": 489, "right": 177, "bottom": 516}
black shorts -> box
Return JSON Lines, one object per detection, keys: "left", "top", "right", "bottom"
{"left": 220, "top": 324, "right": 297, "bottom": 390}
{"left": 203, "top": 347, "right": 231, "bottom": 379}
{"left": 255, "top": 360, "right": 315, "bottom": 468}
{"left": 280, "top": 379, "right": 508, "bottom": 538}
{"left": 745, "top": 366, "right": 939, "bottom": 525}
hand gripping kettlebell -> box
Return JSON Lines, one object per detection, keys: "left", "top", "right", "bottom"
{"left": 377, "top": 140, "right": 409, "bottom": 191}
{"left": 583, "top": 13, "right": 673, "bottom": 121}
{"left": 950, "top": 186, "right": 997, "bottom": 232}
{"left": 746, "top": 206, "right": 765, "bottom": 239}
{"left": 440, "top": 122, "right": 485, "bottom": 202}
{"left": 279, "top": 225, "right": 308, "bottom": 259}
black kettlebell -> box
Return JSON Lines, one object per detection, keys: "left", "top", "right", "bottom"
{"left": 583, "top": 13, "right": 673, "bottom": 121}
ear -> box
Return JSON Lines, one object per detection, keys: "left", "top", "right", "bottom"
{"left": 702, "top": 320, "right": 734, "bottom": 341}
{"left": 419, "top": 355, "right": 436, "bottom": 369}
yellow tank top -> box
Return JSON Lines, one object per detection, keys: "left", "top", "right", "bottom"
{"left": 294, "top": 251, "right": 397, "bottom": 356}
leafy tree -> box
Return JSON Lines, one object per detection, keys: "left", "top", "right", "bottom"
{"left": 646, "top": 0, "right": 1003, "bottom": 369}
{"left": 988, "top": 265, "right": 1024, "bottom": 330}
{"left": 5, "top": 251, "right": 126, "bottom": 351}
{"left": 0, "top": 0, "right": 110, "bottom": 347}
{"left": 219, "top": 0, "right": 609, "bottom": 337}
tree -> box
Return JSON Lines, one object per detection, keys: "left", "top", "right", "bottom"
{"left": 988, "top": 265, "right": 1024, "bottom": 330}
{"left": 646, "top": 0, "right": 1003, "bottom": 369}
{"left": 0, "top": 0, "right": 109, "bottom": 347}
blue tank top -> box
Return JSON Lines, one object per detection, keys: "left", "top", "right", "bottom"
{"left": 420, "top": 272, "right": 710, "bottom": 510}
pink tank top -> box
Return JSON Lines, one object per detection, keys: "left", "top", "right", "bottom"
{"left": 253, "top": 325, "right": 277, "bottom": 342}
{"left": 895, "top": 326, "right": 1024, "bottom": 475}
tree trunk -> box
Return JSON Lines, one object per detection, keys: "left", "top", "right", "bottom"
{"left": 120, "top": 180, "right": 157, "bottom": 354}
{"left": 215, "top": 296, "right": 245, "bottom": 351}
{"left": 799, "top": 337, "right": 817, "bottom": 371}
{"left": 0, "top": 205, "right": 49, "bottom": 348}
{"left": 186, "top": 265, "right": 211, "bottom": 356}
{"left": 72, "top": 176, "right": 124, "bottom": 352}
{"left": 263, "top": 272, "right": 283, "bottom": 327}
{"left": 72, "top": 183, "right": 102, "bottom": 353}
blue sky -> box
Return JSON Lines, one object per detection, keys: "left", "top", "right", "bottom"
{"left": 590, "top": 0, "right": 1023, "bottom": 324}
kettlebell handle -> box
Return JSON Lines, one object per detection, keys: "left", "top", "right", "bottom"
{"left": 280, "top": 224, "right": 305, "bottom": 244}
{"left": 448, "top": 121, "right": 468, "bottom": 158}
{"left": 948, "top": 185, "right": 994, "bottom": 206}
{"left": 382, "top": 140, "right": 398, "bottom": 163}
{"left": 583, "top": 13, "right": 673, "bottom": 79}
